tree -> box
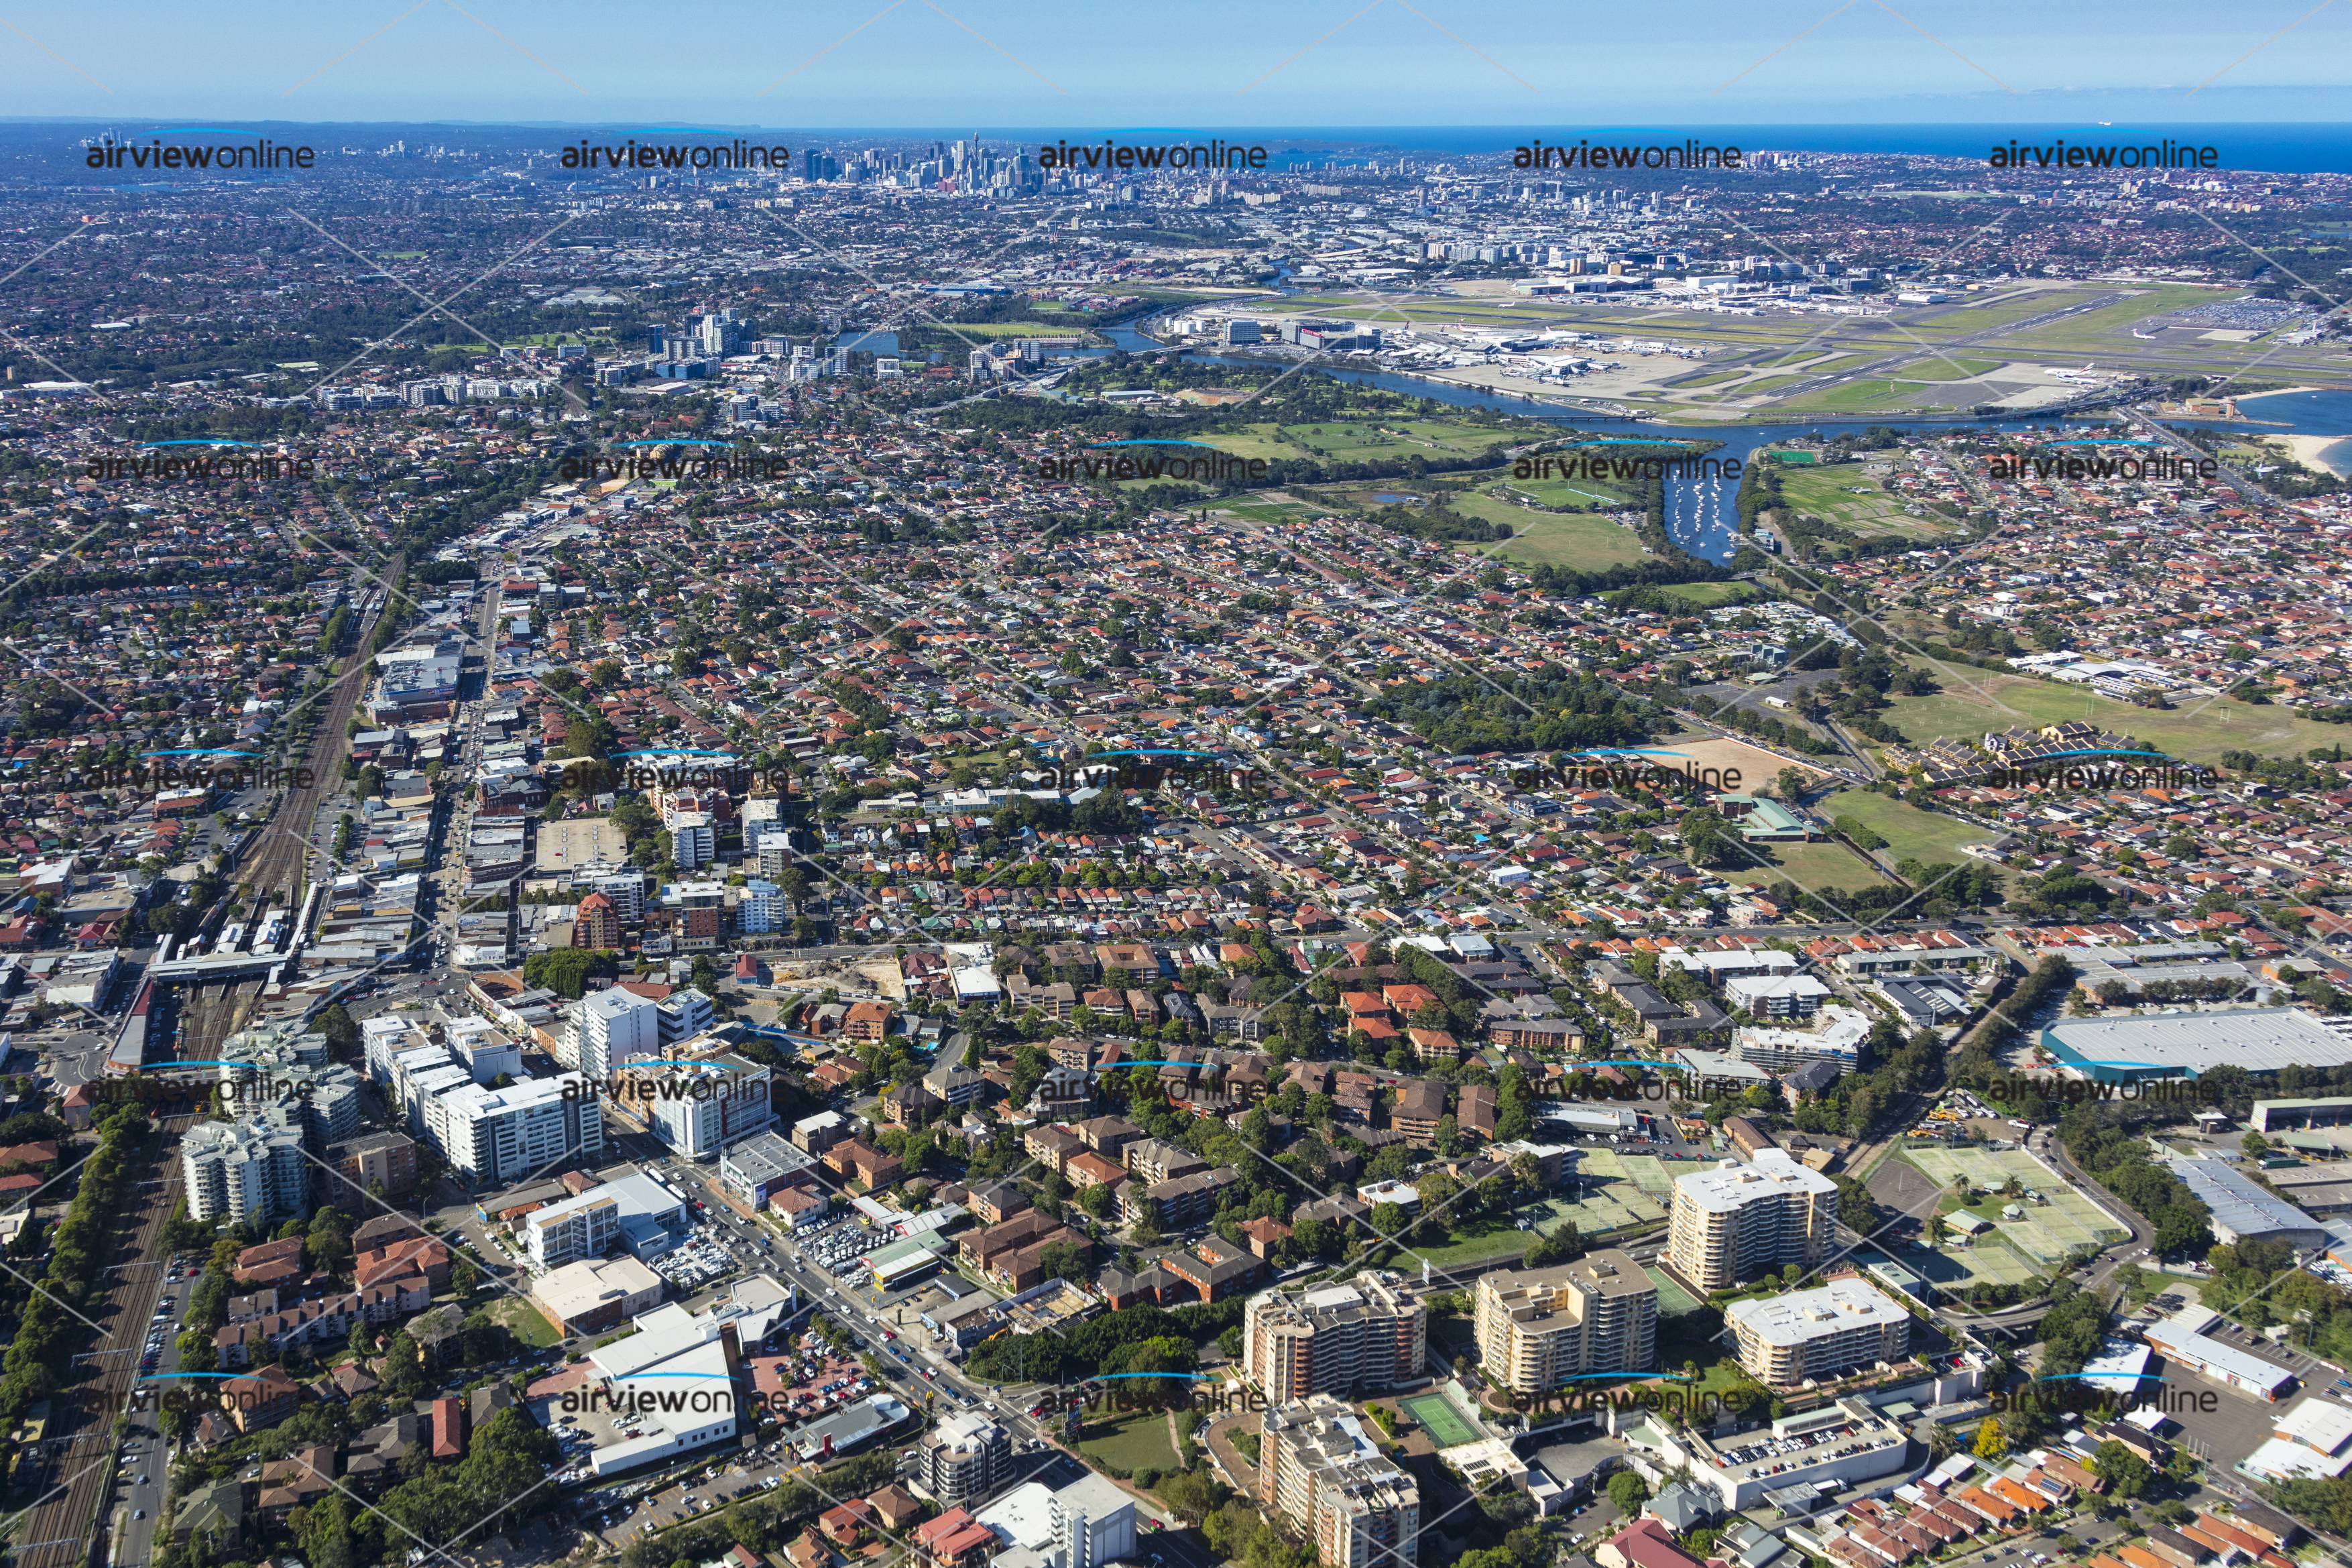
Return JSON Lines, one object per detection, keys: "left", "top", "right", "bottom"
{"left": 305, "top": 1208, "right": 351, "bottom": 1276}
{"left": 1523, "top": 1222, "right": 1584, "bottom": 1268}
{"left": 2090, "top": 1439, "right": 2150, "bottom": 1498}
{"left": 1036, "top": 1240, "right": 1088, "bottom": 1282}
{"left": 1679, "top": 806, "right": 1737, "bottom": 869}
{"left": 1607, "top": 1471, "right": 1649, "bottom": 1516}
{"left": 1971, "top": 1417, "right": 2007, "bottom": 1459}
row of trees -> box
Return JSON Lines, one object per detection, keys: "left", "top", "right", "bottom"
{"left": 0, "top": 1102, "right": 147, "bottom": 1419}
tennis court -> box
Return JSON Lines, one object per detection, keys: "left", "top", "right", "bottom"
{"left": 1401, "top": 1392, "right": 1480, "bottom": 1448}
{"left": 1552, "top": 1150, "right": 1669, "bottom": 1235}
{"left": 1643, "top": 1262, "right": 1702, "bottom": 1317}
{"left": 1906, "top": 1147, "right": 2129, "bottom": 1267}
{"left": 1615, "top": 1154, "right": 1720, "bottom": 1201}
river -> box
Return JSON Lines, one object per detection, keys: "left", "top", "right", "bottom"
{"left": 1091, "top": 318, "right": 2064, "bottom": 559}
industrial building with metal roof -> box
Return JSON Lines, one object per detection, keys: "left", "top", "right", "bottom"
{"left": 2040, "top": 1008, "right": 2352, "bottom": 1083}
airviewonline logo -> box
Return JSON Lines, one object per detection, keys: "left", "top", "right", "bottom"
{"left": 1515, "top": 437, "right": 1743, "bottom": 483}
{"left": 86, "top": 439, "right": 316, "bottom": 483}
{"left": 15, "top": 747, "right": 318, "bottom": 790}
{"left": 1037, "top": 440, "right": 1270, "bottom": 483}
{"left": 1960, "top": 747, "right": 2217, "bottom": 792}
{"left": 558, "top": 440, "right": 788, "bottom": 483}
{"left": 1987, "top": 437, "right": 2220, "bottom": 483}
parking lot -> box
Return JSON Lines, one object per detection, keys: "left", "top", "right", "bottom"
{"left": 797, "top": 1216, "right": 886, "bottom": 1278}
{"left": 653, "top": 1226, "right": 742, "bottom": 1292}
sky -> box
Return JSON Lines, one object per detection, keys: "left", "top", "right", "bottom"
{"left": 3, "top": 0, "right": 2349, "bottom": 130}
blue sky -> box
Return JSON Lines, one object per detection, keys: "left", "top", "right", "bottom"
{"left": 3, "top": 0, "right": 2348, "bottom": 126}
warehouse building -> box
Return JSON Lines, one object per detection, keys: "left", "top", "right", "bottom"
{"left": 2041, "top": 1008, "right": 2352, "bottom": 1083}
{"left": 2168, "top": 1157, "right": 2331, "bottom": 1250}
{"left": 2139, "top": 1305, "right": 2296, "bottom": 1402}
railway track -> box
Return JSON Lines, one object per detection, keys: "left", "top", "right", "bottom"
{"left": 5, "top": 1112, "right": 192, "bottom": 1568}
{"left": 164, "top": 558, "right": 402, "bottom": 1069}
{"left": 241, "top": 563, "right": 400, "bottom": 910}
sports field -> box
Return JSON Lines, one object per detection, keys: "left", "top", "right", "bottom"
{"left": 1905, "top": 1147, "right": 2131, "bottom": 1268}
{"left": 1401, "top": 1391, "right": 1480, "bottom": 1448}
{"left": 1464, "top": 492, "right": 1651, "bottom": 571}
{"left": 1822, "top": 788, "right": 2003, "bottom": 865}
{"left": 1775, "top": 465, "right": 1962, "bottom": 539}
{"left": 1720, "top": 838, "right": 1896, "bottom": 892}
{"left": 1883, "top": 670, "right": 2345, "bottom": 766}
{"left": 1908, "top": 1234, "right": 2042, "bottom": 1289}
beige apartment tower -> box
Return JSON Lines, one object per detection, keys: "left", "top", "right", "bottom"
{"left": 1259, "top": 1394, "right": 1419, "bottom": 1568}
{"left": 1472, "top": 1249, "right": 1659, "bottom": 1395}
{"left": 1242, "top": 1272, "right": 1425, "bottom": 1402}
{"left": 1665, "top": 1149, "right": 1839, "bottom": 1291}
{"left": 1724, "top": 1276, "right": 1909, "bottom": 1388}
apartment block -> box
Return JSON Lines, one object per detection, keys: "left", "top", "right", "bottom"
{"left": 182, "top": 1110, "right": 310, "bottom": 1224}
{"left": 425, "top": 1075, "right": 605, "bottom": 1187}
{"left": 1666, "top": 1150, "right": 1838, "bottom": 1291}
{"left": 915, "top": 1411, "right": 1010, "bottom": 1503}
{"left": 1242, "top": 1272, "right": 1425, "bottom": 1402}
{"left": 1472, "top": 1250, "right": 1658, "bottom": 1394}
{"left": 1259, "top": 1394, "right": 1419, "bottom": 1568}
{"left": 1725, "top": 1277, "right": 1910, "bottom": 1388}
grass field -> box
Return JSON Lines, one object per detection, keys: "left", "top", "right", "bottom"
{"left": 1905, "top": 1146, "right": 2130, "bottom": 1269}
{"left": 1775, "top": 377, "right": 1919, "bottom": 412}
{"left": 1774, "top": 465, "right": 1938, "bottom": 536}
{"left": 492, "top": 1297, "right": 563, "bottom": 1348}
{"left": 1460, "top": 491, "right": 1651, "bottom": 570}
{"left": 1605, "top": 581, "right": 1757, "bottom": 608}
{"left": 1883, "top": 670, "right": 2345, "bottom": 765}
{"left": 1216, "top": 501, "right": 1312, "bottom": 524}
{"left": 1822, "top": 788, "right": 2001, "bottom": 865}
{"left": 1720, "top": 838, "right": 1895, "bottom": 892}
{"left": 1401, "top": 1392, "right": 1480, "bottom": 1448}
{"left": 1496, "top": 475, "right": 1637, "bottom": 507}
{"left": 1992, "top": 285, "right": 2234, "bottom": 353}
{"left": 1898, "top": 355, "right": 2007, "bottom": 381}
{"left": 1201, "top": 418, "right": 1522, "bottom": 467}
{"left": 1077, "top": 1405, "right": 1179, "bottom": 1473}
{"left": 1901, "top": 286, "right": 2085, "bottom": 337}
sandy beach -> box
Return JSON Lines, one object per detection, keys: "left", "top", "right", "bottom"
{"left": 2282, "top": 433, "right": 2352, "bottom": 477}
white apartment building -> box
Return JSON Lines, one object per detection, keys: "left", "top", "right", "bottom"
{"left": 1725, "top": 1276, "right": 1910, "bottom": 1388}
{"left": 573, "top": 987, "right": 662, "bottom": 1079}
{"left": 624, "top": 1047, "right": 773, "bottom": 1161}
{"left": 426, "top": 1075, "right": 604, "bottom": 1187}
{"left": 585, "top": 870, "right": 647, "bottom": 923}
{"left": 1667, "top": 1149, "right": 1840, "bottom": 1292}
{"left": 740, "top": 880, "right": 784, "bottom": 934}
{"left": 670, "top": 811, "right": 713, "bottom": 870}
{"left": 523, "top": 1189, "right": 620, "bottom": 1268}
{"left": 916, "top": 1410, "right": 1011, "bottom": 1502}
{"left": 1472, "top": 1250, "right": 1659, "bottom": 1394}
{"left": 182, "top": 1109, "right": 310, "bottom": 1223}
